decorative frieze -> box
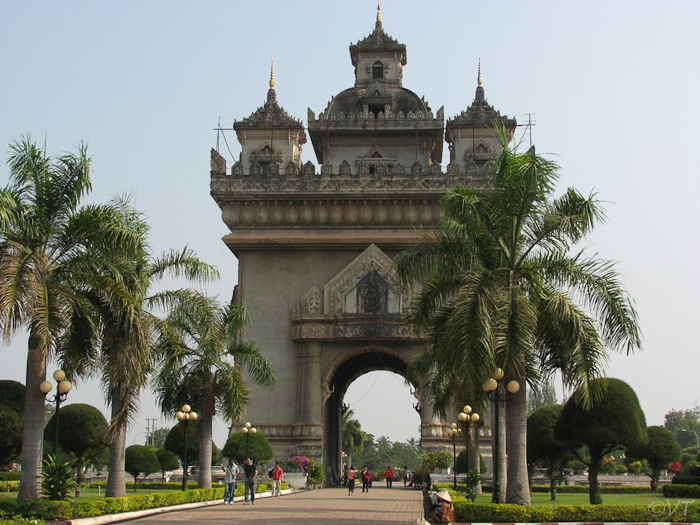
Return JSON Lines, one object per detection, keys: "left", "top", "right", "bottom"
{"left": 219, "top": 198, "right": 445, "bottom": 229}
{"left": 291, "top": 317, "right": 418, "bottom": 342}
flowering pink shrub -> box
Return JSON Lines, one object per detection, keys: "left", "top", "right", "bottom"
{"left": 288, "top": 455, "right": 309, "bottom": 471}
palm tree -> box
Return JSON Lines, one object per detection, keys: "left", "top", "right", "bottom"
{"left": 100, "top": 247, "right": 218, "bottom": 498}
{"left": 341, "top": 409, "right": 365, "bottom": 471}
{"left": 153, "top": 292, "right": 277, "bottom": 488}
{"left": 395, "top": 136, "right": 642, "bottom": 504}
{"left": 0, "top": 138, "right": 143, "bottom": 499}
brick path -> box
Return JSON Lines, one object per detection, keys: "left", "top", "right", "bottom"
{"left": 122, "top": 486, "right": 425, "bottom": 524}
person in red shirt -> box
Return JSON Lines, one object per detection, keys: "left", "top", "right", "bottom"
{"left": 271, "top": 462, "right": 284, "bottom": 496}
{"left": 385, "top": 466, "right": 394, "bottom": 488}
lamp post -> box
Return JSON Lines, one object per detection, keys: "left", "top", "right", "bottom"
{"left": 39, "top": 369, "right": 72, "bottom": 454}
{"left": 458, "top": 405, "right": 480, "bottom": 478}
{"left": 482, "top": 368, "right": 519, "bottom": 504}
{"left": 447, "top": 423, "right": 459, "bottom": 490}
{"left": 241, "top": 421, "right": 256, "bottom": 459}
{"left": 681, "top": 429, "right": 700, "bottom": 449}
{"left": 176, "top": 404, "right": 197, "bottom": 491}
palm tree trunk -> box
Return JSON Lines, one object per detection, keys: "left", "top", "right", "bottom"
{"left": 506, "top": 376, "right": 530, "bottom": 505}
{"left": 18, "top": 337, "right": 46, "bottom": 500}
{"left": 106, "top": 383, "right": 127, "bottom": 497}
{"left": 197, "top": 414, "right": 213, "bottom": 488}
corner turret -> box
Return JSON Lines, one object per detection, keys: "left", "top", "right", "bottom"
{"left": 445, "top": 57, "right": 516, "bottom": 176}
{"left": 230, "top": 59, "right": 307, "bottom": 176}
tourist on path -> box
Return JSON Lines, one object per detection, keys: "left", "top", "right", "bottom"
{"left": 347, "top": 465, "right": 358, "bottom": 496}
{"left": 243, "top": 458, "right": 258, "bottom": 505}
{"left": 362, "top": 466, "right": 372, "bottom": 493}
{"left": 271, "top": 462, "right": 284, "bottom": 497}
{"left": 385, "top": 466, "right": 394, "bottom": 488}
{"left": 403, "top": 465, "right": 411, "bottom": 486}
{"left": 220, "top": 458, "right": 239, "bottom": 504}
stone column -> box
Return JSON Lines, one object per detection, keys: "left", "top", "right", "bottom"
{"left": 295, "top": 342, "right": 323, "bottom": 459}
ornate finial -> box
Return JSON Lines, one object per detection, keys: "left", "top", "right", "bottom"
{"left": 377, "top": 1, "right": 381, "bottom": 22}
{"left": 270, "top": 55, "right": 275, "bottom": 90}
{"left": 478, "top": 54, "right": 482, "bottom": 87}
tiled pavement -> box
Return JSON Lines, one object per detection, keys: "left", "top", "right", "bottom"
{"left": 122, "top": 486, "right": 425, "bottom": 524}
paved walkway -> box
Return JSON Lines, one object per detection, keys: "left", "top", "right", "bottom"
{"left": 121, "top": 486, "right": 425, "bottom": 524}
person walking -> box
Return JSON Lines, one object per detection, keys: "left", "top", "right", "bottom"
{"left": 403, "top": 465, "right": 411, "bottom": 486}
{"left": 347, "top": 465, "right": 358, "bottom": 496}
{"left": 271, "top": 462, "right": 284, "bottom": 497}
{"left": 220, "top": 458, "right": 239, "bottom": 504}
{"left": 243, "top": 458, "right": 258, "bottom": 505}
{"left": 384, "top": 466, "right": 394, "bottom": 488}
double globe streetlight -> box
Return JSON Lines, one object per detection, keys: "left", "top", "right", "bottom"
{"left": 458, "top": 405, "right": 480, "bottom": 480}
{"left": 241, "top": 422, "right": 257, "bottom": 459}
{"left": 39, "top": 370, "right": 73, "bottom": 454}
{"left": 176, "top": 404, "right": 197, "bottom": 491}
{"left": 482, "top": 368, "right": 519, "bottom": 504}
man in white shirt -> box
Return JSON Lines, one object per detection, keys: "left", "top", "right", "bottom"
{"left": 221, "top": 458, "right": 239, "bottom": 504}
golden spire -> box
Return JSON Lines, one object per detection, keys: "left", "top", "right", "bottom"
{"left": 269, "top": 55, "right": 275, "bottom": 89}
{"left": 477, "top": 54, "right": 482, "bottom": 87}
{"left": 377, "top": 1, "right": 381, "bottom": 22}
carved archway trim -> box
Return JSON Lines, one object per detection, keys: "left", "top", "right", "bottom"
{"left": 321, "top": 344, "right": 416, "bottom": 401}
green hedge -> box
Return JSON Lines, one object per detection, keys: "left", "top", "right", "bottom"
{"left": 453, "top": 498, "right": 700, "bottom": 523}
{"left": 0, "top": 473, "right": 20, "bottom": 482}
{"left": 434, "top": 483, "right": 654, "bottom": 495}
{"left": 90, "top": 481, "right": 198, "bottom": 490}
{"left": 0, "top": 482, "right": 19, "bottom": 493}
{"left": 672, "top": 475, "right": 700, "bottom": 485}
{"left": 0, "top": 488, "right": 224, "bottom": 520}
{"left": 663, "top": 484, "right": 700, "bottom": 498}
{"left": 0, "top": 481, "right": 287, "bottom": 521}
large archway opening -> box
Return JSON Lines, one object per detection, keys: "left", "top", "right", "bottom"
{"left": 324, "top": 348, "right": 422, "bottom": 480}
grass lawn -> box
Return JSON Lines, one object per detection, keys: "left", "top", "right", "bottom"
{"left": 75, "top": 487, "right": 182, "bottom": 501}
{"left": 471, "top": 491, "right": 674, "bottom": 506}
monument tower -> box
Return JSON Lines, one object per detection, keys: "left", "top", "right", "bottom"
{"left": 210, "top": 6, "right": 516, "bottom": 476}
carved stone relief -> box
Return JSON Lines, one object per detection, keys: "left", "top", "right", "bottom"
{"left": 325, "top": 244, "right": 406, "bottom": 316}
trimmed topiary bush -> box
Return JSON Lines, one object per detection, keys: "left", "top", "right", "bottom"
{"left": 663, "top": 483, "right": 700, "bottom": 498}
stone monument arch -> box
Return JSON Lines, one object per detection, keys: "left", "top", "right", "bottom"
{"left": 209, "top": 7, "right": 516, "bottom": 477}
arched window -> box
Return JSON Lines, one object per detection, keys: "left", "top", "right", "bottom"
{"left": 372, "top": 61, "right": 384, "bottom": 79}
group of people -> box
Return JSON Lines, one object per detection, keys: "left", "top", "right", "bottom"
{"left": 345, "top": 465, "right": 413, "bottom": 495}
{"left": 220, "top": 458, "right": 284, "bottom": 505}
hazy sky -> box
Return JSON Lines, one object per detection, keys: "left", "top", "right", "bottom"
{"left": 1, "top": 1, "right": 699, "bottom": 451}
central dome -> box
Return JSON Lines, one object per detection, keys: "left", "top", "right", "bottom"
{"left": 323, "top": 85, "right": 432, "bottom": 119}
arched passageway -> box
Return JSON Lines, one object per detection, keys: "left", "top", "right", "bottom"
{"left": 324, "top": 348, "right": 422, "bottom": 479}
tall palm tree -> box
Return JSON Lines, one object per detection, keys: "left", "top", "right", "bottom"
{"left": 153, "top": 292, "right": 277, "bottom": 488}
{"left": 341, "top": 409, "right": 365, "bottom": 471}
{"left": 0, "top": 138, "right": 143, "bottom": 499}
{"left": 100, "top": 247, "right": 218, "bottom": 498}
{"left": 395, "top": 136, "right": 642, "bottom": 504}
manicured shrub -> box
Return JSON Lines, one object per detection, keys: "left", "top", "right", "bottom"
{"left": 663, "top": 483, "right": 700, "bottom": 498}
{"left": 672, "top": 475, "right": 700, "bottom": 485}
{"left": 0, "top": 473, "right": 21, "bottom": 481}
{"left": 454, "top": 497, "right": 700, "bottom": 523}
{"left": 0, "top": 481, "right": 19, "bottom": 492}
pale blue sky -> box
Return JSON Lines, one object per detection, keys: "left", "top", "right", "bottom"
{"left": 1, "top": 1, "right": 699, "bottom": 450}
